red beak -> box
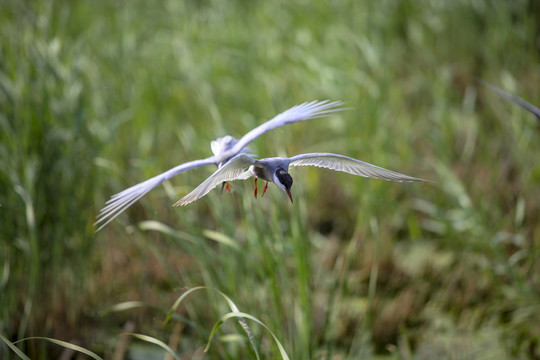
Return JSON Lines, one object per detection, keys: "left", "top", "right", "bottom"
{"left": 286, "top": 189, "right": 293, "bottom": 203}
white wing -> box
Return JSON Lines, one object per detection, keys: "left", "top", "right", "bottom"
{"left": 174, "top": 154, "right": 257, "bottom": 206}
{"left": 288, "top": 153, "right": 428, "bottom": 182}
{"left": 95, "top": 157, "right": 216, "bottom": 231}
{"left": 230, "top": 100, "right": 346, "bottom": 154}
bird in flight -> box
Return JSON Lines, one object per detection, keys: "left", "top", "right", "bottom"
{"left": 174, "top": 153, "right": 429, "bottom": 206}
{"left": 96, "top": 100, "right": 346, "bottom": 230}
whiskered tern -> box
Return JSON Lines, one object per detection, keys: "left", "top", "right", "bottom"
{"left": 96, "top": 100, "right": 345, "bottom": 230}
{"left": 174, "top": 153, "right": 429, "bottom": 206}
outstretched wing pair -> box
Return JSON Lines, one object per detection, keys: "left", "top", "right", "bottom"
{"left": 96, "top": 100, "right": 345, "bottom": 230}
{"left": 174, "top": 153, "right": 428, "bottom": 206}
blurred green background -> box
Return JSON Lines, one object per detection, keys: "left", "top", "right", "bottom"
{"left": 1, "top": 0, "right": 539, "bottom": 359}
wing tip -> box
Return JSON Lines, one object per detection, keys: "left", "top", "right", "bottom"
{"left": 402, "top": 176, "right": 433, "bottom": 184}
{"left": 172, "top": 199, "right": 185, "bottom": 207}
{"left": 173, "top": 196, "right": 195, "bottom": 207}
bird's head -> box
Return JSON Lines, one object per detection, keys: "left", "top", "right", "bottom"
{"left": 211, "top": 135, "right": 238, "bottom": 157}
{"left": 274, "top": 168, "right": 293, "bottom": 203}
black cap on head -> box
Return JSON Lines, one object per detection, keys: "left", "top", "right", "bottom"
{"left": 276, "top": 169, "right": 293, "bottom": 190}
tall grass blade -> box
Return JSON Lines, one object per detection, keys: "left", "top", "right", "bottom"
{"left": 164, "top": 286, "right": 260, "bottom": 360}
{"left": 139, "top": 220, "right": 198, "bottom": 244}
{"left": 99, "top": 301, "right": 146, "bottom": 316}
{"left": 125, "top": 333, "right": 180, "bottom": 360}
{"left": 0, "top": 334, "right": 31, "bottom": 360}
{"left": 14, "top": 337, "right": 102, "bottom": 360}
{"left": 205, "top": 312, "right": 290, "bottom": 360}
{"left": 202, "top": 229, "right": 240, "bottom": 250}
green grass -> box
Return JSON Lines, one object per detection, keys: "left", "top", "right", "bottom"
{"left": 1, "top": 0, "right": 540, "bottom": 359}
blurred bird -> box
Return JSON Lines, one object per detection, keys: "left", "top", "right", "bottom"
{"left": 174, "top": 153, "right": 429, "bottom": 206}
{"left": 478, "top": 79, "right": 540, "bottom": 122}
{"left": 96, "top": 100, "right": 345, "bottom": 230}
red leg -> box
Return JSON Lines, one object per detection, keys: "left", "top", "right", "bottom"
{"left": 262, "top": 181, "right": 269, "bottom": 197}
{"left": 254, "top": 178, "right": 258, "bottom": 198}
{"left": 220, "top": 182, "right": 232, "bottom": 193}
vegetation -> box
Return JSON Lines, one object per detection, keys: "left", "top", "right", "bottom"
{"left": 1, "top": 0, "right": 539, "bottom": 358}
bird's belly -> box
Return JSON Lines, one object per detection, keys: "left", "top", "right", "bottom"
{"left": 251, "top": 165, "right": 271, "bottom": 182}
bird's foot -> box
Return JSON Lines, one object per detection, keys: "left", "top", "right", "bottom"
{"left": 262, "top": 181, "right": 269, "bottom": 197}
{"left": 220, "top": 182, "right": 232, "bottom": 194}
